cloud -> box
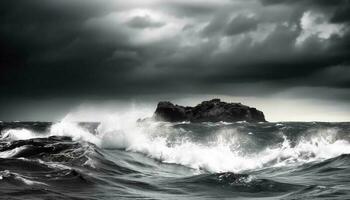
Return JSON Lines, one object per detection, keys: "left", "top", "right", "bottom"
{"left": 225, "top": 15, "right": 258, "bottom": 35}
{"left": 0, "top": 0, "right": 349, "bottom": 103}
{"left": 296, "top": 10, "right": 345, "bottom": 46}
{"left": 331, "top": 3, "right": 350, "bottom": 23}
{"left": 126, "top": 15, "right": 165, "bottom": 29}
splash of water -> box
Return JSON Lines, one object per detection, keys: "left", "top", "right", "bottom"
{"left": 2, "top": 109, "right": 350, "bottom": 173}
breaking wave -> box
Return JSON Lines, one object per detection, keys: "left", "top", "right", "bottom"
{"left": 1, "top": 112, "right": 350, "bottom": 199}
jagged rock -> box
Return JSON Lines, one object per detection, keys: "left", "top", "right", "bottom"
{"left": 152, "top": 99, "right": 266, "bottom": 123}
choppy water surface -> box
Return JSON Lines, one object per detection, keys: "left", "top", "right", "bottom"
{"left": 1, "top": 120, "right": 350, "bottom": 199}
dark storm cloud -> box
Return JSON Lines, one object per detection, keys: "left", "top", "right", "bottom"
{"left": 0, "top": 0, "right": 350, "bottom": 101}
{"left": 331, "top": 3, "right": 350, "bottom": 23}
{"left": 225, "top": 15, "right": 258, "bottom": 35}
{"left": 260, "top": 0, "right": 348, "bottom": 6}
{"left": 126, "top": 15, "right": 165, "bottom": 29}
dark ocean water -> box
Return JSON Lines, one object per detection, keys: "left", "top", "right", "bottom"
{"left": 1, "top": 121, "right": 350, "bottom": 199}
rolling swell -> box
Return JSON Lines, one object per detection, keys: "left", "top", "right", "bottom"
{"left": 1, "top": 121, "right": 350, "bottom": 199}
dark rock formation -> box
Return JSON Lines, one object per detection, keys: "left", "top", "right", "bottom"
{"left": 152, "top": 99, "right": 266, "bottom": 123}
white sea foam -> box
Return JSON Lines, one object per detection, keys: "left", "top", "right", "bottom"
{"left": 0, "top": 170, "right": 48, "bottom": 186}
{"left": 92, "top": 113, "right": 350, "bottom": 173}
{"left": 50, "top": 122, "right": 101, "bottom": 145}
{"left": 1, "top": 128, "right": 40, "bottom": 141}
{"left": 2, "top": 110, "right": 350, "bottom": 173}
{"left": 0, "top": 146, "right": 27, "bottom": 158}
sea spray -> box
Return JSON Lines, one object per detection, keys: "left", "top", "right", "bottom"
{"left": 2, "top": 110, "right": 350, "bottom": 174}
{"left": 2, "top": 121, "right": 350, "bottom": 199}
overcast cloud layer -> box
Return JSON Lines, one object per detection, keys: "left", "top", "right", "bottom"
{"left": 0, "top": 0, "right": 350, "bottom": 120}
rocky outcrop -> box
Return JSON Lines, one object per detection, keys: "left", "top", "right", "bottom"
{"left": 152, "top": 99, "right": 266, "bottom": 123}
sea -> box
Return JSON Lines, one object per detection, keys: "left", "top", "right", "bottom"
{"left": 1, "top": 117, "right": 350, "bottom": 199}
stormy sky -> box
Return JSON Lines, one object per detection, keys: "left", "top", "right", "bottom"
{"left": 1, "top": 0, "right": 350, "bottom": 121}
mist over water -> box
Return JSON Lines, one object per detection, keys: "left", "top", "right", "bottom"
{"left": 1, "top": 106, "right": 350, "bottom": 199}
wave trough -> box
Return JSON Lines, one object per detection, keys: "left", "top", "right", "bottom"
{"left": 1, "top": 117, "right": 350, "bottom": 199}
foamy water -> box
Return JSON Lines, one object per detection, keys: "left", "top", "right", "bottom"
{"left": 2, "top": 112, "right": 350, "bottom": 173}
